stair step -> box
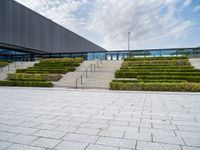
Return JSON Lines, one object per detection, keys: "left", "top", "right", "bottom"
{"left": 54, "top": 60, "right": 122, "bottom": 89}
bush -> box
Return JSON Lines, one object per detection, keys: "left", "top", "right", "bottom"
{"left": 124, "top": 56, "right": 188, "bottom": 61}
{"left": 119, "top": 69, "right": 200, "bottom": 73}
{"left": 121, "top": 66, "right": 194, "bottom": 69}
{"left": 0, "top": 62, "right": 9, "bottom": 67}
{"left": 7, "top": 73, "right": 62, "bottom": 81}
{"left": 16, "top": 68, "right": 73, "bottom": 74}
{"left": 110, "top": 82, "right": 200, "bottom": 92}
{"left": 138, "top": 75, "right": 200, "bottom": 82}
{"left": 122, "top": 59, "right": 190, "bottom": 67}
{"left": 115, "top": 71, "right": 200, "bottom": 78}
{"left": 112, "top": 79, "right": 187, "bottom": 83}
{"left": 39, "top": 57, "right": 84, "bottom": 65}
{"left": 0, "top": 80, "right": 53, "bottom": 87}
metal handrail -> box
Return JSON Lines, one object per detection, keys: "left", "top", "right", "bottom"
{"left": 1, "top": 56, "right": 37, "bottom": 72}
{"left": 75, "top": 54, "right": 105, "bottom": 88}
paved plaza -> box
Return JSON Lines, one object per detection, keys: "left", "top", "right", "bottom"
{"left": 0, "top": 87, "right": 200, "bottom": 150}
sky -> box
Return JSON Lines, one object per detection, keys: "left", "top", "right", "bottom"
{"left": 15, "top": 0, "right": 200, "bottom": 50}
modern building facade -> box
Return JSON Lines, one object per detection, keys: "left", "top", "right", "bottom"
{"left": 0, "top": 0, "right": 200, "bottom": 61}
{"left": 0, "top": 0, "right": 106, "bottom": 60}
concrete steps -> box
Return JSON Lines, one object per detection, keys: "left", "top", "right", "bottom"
{"left": 54, "top": 60, "right": 122, "bottom": 89}
{"left": 189, "top": 58, "right": 200, "bottom": 69}
{"left": 0, "top": 61, "right": 38, "bottom": 80}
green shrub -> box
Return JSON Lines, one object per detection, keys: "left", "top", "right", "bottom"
{"left": 16, "top": 68, "right": 73, "bottom": 74}
{"left": 112, "top": 79, "right": 187, "bottom": 83}
{"left": 122, "top": 59, "right": 190, "bottom": 67}
{"left": 7, "top": 73, "right": 62, "bottom": 81}
{"left": 138, "top": 75, "right": 200, "bottom": 82}
{"left": 115, "top": 71, "right": 200, "bottom": 78}
{"left": 0, "top": 80, "right": 53, "bottom": 87}
{"left": 124, "top": 56, "right": 188, "bottom": 61}
{"left": 122, "top": 66, "right": 194, "bottom": 69}
{"left": 110, "top": 82, "right": 200, "bottom": 92}
{"left": 119, "top": 69, "right": 200, "bottom": 73}
{"left": 40, "top": 57, "right": 84, "bottom": 64}
{"left": 0, "top": 62, "right": 9, "bottom": 67}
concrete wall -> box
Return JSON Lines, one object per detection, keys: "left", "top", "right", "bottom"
{"left": 0, "top": 0, "right": 106, "bottom": 54}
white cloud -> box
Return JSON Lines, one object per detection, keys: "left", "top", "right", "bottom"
{"left": 89, "top": 0, "right": 193, "bottom": 49}
{"left": 15, "top": 0, "right": 194, "bottom": 50}
{"left": 193, "top": 5, "right": 200, "bottom": 12}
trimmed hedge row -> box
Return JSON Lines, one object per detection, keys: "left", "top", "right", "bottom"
{"left": 16, "top": 68, "right": 74, "bottom": 74}
{"left": 138, "top": 75, "right": 200, "bottom": 82}
{"left": 124, "top": 56, "right": 188, "bottom": 61}
{"left": 115, "top": 71, "right": 200, "bottom": 78}
{"left": 0, "top": 80, "right": 53, "bottom": 87}
{"left": 122, "top": 59, "right": 190, "bottom": 67}
{"left": 0, "top": 62, "right": 9, "bottom": 67}
{"left": 40, "top": 57, "right": 84, "bottom": 63}
{"left": 122, "top": 66, "right": 194, "bottom": 69}
{"left": 119, "top": 69, "right": 200, "bottom": 72}
{"left": 110, "top": 82, "right": 200, "bottom": 92}
{"left": 112, "top": 79, "right": 187, "bottom": 83}
{"left": 7, "top": 73, "right": 62, "bottom": 81}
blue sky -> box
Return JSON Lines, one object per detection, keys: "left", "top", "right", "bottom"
{"left": 16, "top": 0, "right": 200, "bottom": 50}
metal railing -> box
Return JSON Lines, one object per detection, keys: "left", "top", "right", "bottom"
{"left": 0, "top": 56, "right": 38, "bottom": 73}
{"left": 75, "top": 55, "right": 104, "bottom": 88}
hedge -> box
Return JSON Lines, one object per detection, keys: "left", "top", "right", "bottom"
{"left": 0, "top": 80, "right": 53, "bottom": 87}
{"left": 16, "top": 68, "right": 73, "bottom": 74}
{"left": 112, "top": 80, "right": 187, "bottom": 83}
{"left": 138, "top": 75, "right": 200, "bottom": 82}
{"left": 40, "top": 57, "right": 84, "bottom": 64}
{"left": 115, "top": 71, "right": 200, "bottom": 78}
{"left": 124, "top": 56, "right": 188, "bottom": 61}
{"left": 0, "top": 62, "right": 9, "bottom": 67}
{"left": 121, "top": 66, "right": 194, "bottom": 69}
{"left": 122, "top": 59, "right": 190, "bottom": 67}
{"left": 110, "top": 82, "right": 200, "bottom": 92}
{"left": 35, "top": 62, "right": 80, "bottom": 67}
{"left": 119, "top": 69, "right": 200, "bottom": 73}
{"left": 7, "top": 73, "right": 62, "bottom": 81}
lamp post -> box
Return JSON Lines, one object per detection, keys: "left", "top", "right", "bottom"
{"left": 128, "top": 32, "right": 131, "bottom": 57}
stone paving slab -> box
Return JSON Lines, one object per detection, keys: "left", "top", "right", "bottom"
{"left": 0, "top": 87, "right": 200, "bottom": 150}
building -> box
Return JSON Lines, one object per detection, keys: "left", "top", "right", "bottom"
{"left": 0, "top": 0, "right": 106, "bottom": 61}
{"left": 1, "top": 0, "right": 200, "bottom": 61}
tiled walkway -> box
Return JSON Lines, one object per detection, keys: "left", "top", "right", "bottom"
{"left": 0, "top": 87, "right": 200, "bottom": 150}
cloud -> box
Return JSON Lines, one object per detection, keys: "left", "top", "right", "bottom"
{"left": 193, "top": 5, "right": 200, "bottom": 12}
{"left": 89, "top": 0, "right": 193, "bottom": 49}
{"left": 15, "top": 0, "right": 194, "bottom": 50}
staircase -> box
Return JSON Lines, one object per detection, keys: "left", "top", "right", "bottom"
{"left": 53, "top": 60, "right": 122, "bottom": 89}
{"left": 189, "top": 58, "right": 200, "bottom": 69}
{"left": 0, "top": 61, "right": 37, "bottom": 80}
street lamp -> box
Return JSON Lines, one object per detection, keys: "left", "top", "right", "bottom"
{"left": 128, "top": 32, "right": 131, "bottom": 51}
{"left": 128, "top": 32, "right": 131, "bottom": 57}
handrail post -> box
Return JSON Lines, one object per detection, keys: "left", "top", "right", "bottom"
{"left": 86, "top": 69, "right": 88, "bottom": 78}
{"left": 90, "top": 64, "right": 93, "bottom": 72}
{"left": 97, "top": 61, "right": 99, "bottom": 68}
{"left": 81, "top": 75, "right": 83, "bottom": 85}
{"left": 94, "top": 64, "right": 96, "bottom": 72}
{"left": 76, "top": 79, "right": 78, "bottom": 88}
